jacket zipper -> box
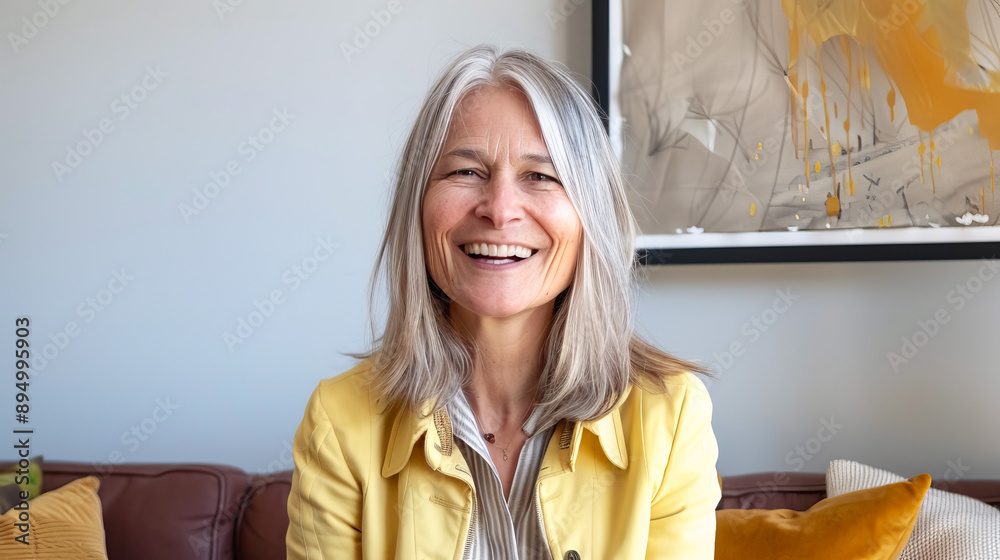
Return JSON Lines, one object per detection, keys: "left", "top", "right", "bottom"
{"left": 455, "top": 463, "right": 476, "bottom": 560}
{"left": 463, "top": 492, "right": 477, "bottom": 559}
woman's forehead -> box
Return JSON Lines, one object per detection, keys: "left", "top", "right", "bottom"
{"left": 442, "top": 86, "right": 548, "bottom": 157}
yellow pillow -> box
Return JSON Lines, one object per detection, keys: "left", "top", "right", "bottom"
{"left": 716, "top": 474, "right": 931, "bottom": 560}
{"left": 0, "top": 476, "right": 108, "bottom": 559}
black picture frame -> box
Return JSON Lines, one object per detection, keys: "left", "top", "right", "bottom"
{"left": 591, "top": 0, "right": 1000, "bottom": 265}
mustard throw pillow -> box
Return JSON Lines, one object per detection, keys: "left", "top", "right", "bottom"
{"left": 0, "top": 475, "right": 108, "bottom": 559}
{"left": 827, "top": 459, "right": 1000, "bottom": 559}
{"left": 716, "top": 473, "right": 931, "bottom": 560}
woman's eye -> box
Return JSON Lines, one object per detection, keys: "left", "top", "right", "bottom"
{"left": 528, "top": 172, "right": 560, "bottom": 184}
{"left": 451, "top": 169, "right": 480, "bottom": 178}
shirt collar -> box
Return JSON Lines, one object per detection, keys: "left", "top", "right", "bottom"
{"left": 381, "top": 385, "right": 631, "bottom": 477}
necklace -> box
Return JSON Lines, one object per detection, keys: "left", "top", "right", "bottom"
{"left": 467, "top": 400, "right": 533, "bottom": 461}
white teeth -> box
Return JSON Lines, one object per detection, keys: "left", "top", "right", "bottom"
{"left": 463, "top": 243, "right": 533, "bottom": 258}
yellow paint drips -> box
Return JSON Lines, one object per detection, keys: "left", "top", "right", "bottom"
{"left": 929, "top": 132, "right": 936, "bottom": 192}
{"left": 815, "top": 160, "right": 821, "bottom": 174}
{"left": 783, "top": 0, "right": 1000, "bottom": 150}
{"left": 937, "top": 155, "right": 941, "bottom": 167}
{"left": 751, "top": 203, "right": 757, "bottom": 216}
{"left": 887, "top": 87, "right": 896, "bottom": 121}
{"left": 918, "top": 139, "right": 926, "bottom": 183}
{"left": 991, "top": 150, "right": 996, "bottom": 195}
{"left": 842, "top": 34, "right": 856, "bottom": 196}
{"left": 803, "top": 80, "right": 810, "bottom": 188}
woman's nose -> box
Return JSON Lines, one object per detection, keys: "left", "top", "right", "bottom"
{"left": 474, "top": 173, "right": 523, "bottom": 228}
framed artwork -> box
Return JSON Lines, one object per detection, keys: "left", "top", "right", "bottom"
{"left": 593, "top": 0, "right": 1000, "bottom": 264}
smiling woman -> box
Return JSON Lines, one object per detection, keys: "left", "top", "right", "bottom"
{"left": 423, "top": 85, "right": 583, "bottom": 323}
{"left": 286, "top": 45, "right": 722, "bottom": 559}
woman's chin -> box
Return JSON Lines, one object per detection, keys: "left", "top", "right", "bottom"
{"left": 450, "top": 298, "right": 551, "bottom": 322}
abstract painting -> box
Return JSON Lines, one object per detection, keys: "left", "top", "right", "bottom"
{"left": 601, "top": 0, "right": 1000, "bottom": 261}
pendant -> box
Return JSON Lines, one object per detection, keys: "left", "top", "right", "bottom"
{"left": 484, "top": 433, "right": 495, "bottom": 444}
{"left": 501, "top": 448, "right": 508, "bottom": 461}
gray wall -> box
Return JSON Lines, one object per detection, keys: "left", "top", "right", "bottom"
{"left": 2, "top": 0, "right": 997, "bottom": 481}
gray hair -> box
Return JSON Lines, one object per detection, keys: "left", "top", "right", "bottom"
{"left": 362, "top": 44, "right": 706, "bottom": 425}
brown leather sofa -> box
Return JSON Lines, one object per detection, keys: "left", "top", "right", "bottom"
{"left": 42, "top": 462, "right": 1000, "bottom": 559}
{"left": 43, "top": 462, "right": 291, "bottom": 560}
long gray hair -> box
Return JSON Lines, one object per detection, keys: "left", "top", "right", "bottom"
{"left": 363, "top": 44, "right": 706, "bottom": 426}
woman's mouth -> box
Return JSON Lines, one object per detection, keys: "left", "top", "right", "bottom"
{"left": 461, "top": 243, "right": 537, "bottom": 262}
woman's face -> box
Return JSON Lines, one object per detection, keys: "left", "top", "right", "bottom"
{"left": 422, "top": 85, "right": 582, "bottom": 321}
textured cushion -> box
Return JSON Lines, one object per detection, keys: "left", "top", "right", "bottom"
{"left": 0, "top": 475, "right": 108, "bottom": 559}
{"left": 827, "top": 459, "right": 1000, "bottom": 560}
{"left": 716, "top": 473, "right": 930, "bottom": 560}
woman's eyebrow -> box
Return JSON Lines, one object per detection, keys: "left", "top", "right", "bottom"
{"left": 521, "top": 153, "right": 553, "bottom": 165}
{"left": 440, "top": 148, "right": 553, "bottom": 166}
{"left": 439, "top": 148, "right": 485, "bottom": 162}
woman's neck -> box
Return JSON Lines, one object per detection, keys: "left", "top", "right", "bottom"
{"left": 450, "top": 303, "right": 552, "bottom": 421}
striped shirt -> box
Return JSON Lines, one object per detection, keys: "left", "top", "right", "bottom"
{"left": 447, "top": 390, "right": 557, "bottom": 560}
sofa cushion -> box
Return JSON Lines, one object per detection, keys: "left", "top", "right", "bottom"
{"left": 718, "top": 471, "right": 1000, "bottom": 511}
{"left": 718, "top": 472, "right": 828, "bottom": 510}
{"left": 716, "top": 474, "right": 930, "bottom": 560}
{"left": 828, "top": 460, "right": 1000, "bottom": 560}
{"left": 44, "top": 462, "right": 248, "bottom": 560}
{"left": 236, "top": 471, "right": 292, "bottom": 560}
{"left": 0, "top": 475, "right": 108, "bottom": 559}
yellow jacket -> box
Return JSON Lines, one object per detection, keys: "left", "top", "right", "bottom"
{"left": 286, "top": 360, "right": 720, "bottom": 559}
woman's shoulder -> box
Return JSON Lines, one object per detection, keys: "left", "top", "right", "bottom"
{"left": 621, "top": 369, "right": 713, "bottom": 421}
{"left": 303, "top": 359, "right": 379, "bottom": 423}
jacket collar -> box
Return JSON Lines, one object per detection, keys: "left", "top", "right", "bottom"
{"left": 381, "top": 386, "right": 631, "bottom": 478}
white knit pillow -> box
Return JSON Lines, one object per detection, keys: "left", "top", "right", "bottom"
{"left": 826, "top": 459, "right": 1000, "bottom": 560}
